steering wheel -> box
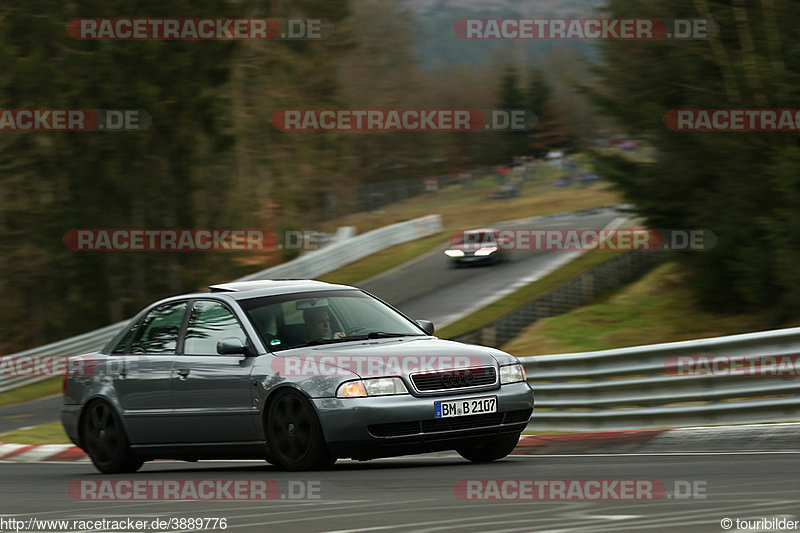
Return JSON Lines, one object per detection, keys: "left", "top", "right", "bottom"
{"left": 344, "top": 326, "right": 370, "bottom": 336}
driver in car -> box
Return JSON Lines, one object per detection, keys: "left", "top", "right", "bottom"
{"left": 303, "top": 307, "right": 345, "bottom": 342}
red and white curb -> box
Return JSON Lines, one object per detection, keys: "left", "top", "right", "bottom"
{"left": 513, "top": 428, "right": 667, "bottom": 455}
{"left": 1, "top": 432, "right": 661, "bottom": 463}
{"left": 0, "top": 429, "right": 673, "bottom": 462}
{"left": 3, "top": 423, "right": 798, "bottom": 462}
{"left": 514, "top": 423, "right": 800, "bottom": 455}
{"left": 0, "top": 442, "right": 87, "bottom": 462}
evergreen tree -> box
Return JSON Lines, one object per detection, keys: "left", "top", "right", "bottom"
{"left": 591, "top": 0, "right": 800, "bottom": 320}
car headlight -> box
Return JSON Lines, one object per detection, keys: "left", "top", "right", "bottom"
{"left": 445, "top": 249, "right": 465, "bottom": 257}
{"left": 499, "top": 363, "right": 526, "bottom": 384}
{"left": 337, "top": 381, "right": 367, "bottom": 397}
{"left": 337, "top": 377, "right": 409, "bottom": 398}
{"left": 474, "top": 246, "right": 498, "bottom": 256}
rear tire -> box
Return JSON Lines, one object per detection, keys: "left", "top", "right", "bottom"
{"left": 80, "top": 400, "right": 143, "bottom": 474}
{"left": 457, "top": 434, "right": 520, "bottom": 463}
{"left": 266, "top": 389, "right": 335, "bottom": 471}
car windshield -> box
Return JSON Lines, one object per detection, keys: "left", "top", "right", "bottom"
{"left": 453, "top": 231, "right": 497, "bottom": 246}
{"left": 239, "top": 289, "right": 425, "bottom": 352}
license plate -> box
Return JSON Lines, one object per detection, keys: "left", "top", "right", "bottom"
{"left": 434, "top": 396, "right": 497, "bottom": 418}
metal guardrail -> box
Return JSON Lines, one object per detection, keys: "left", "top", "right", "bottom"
{"left": 443, "top": 250, "right": 800, "bottom": 431}
{"left": 0, "top": 215, "right": 442, "bottom": 393}
{"left": 522, "top": 327, "right": 800, "bottom": 431}
{"left": 0, "top": 322, "right": 129, "bottom": 393}
{"left": 238, "top": 215, "right": 441, "bottom": 281}
{"left": 453, "top": 251, "right": 664, "bottom": 347}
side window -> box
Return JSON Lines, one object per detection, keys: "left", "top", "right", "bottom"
{"left": 184, "top": 300, "right": 247, "bottom": 356}
{"left": 111, "top": 321, "right": 139, "bottom": 354}
{"left": 130, "top": 302, "right": 187, "bottom": 355}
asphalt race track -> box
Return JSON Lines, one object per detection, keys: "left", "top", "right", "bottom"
{"left": 359, "top": 207, "right": 623, "bottom": 327}
{"left": 0, "top": 395, "right": 63, "bottom": 435}
{"left": 1, "top": 452, "right": 798, "bottom": 532}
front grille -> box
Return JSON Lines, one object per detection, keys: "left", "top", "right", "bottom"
{"left": 411, "top": 367, "right": 497, "bottom": 392}
{"left": 368, "top": 409, "right": 532, "bottom": 438}
{"left": 421, "top": 413, "right": 503, "bottom": 432}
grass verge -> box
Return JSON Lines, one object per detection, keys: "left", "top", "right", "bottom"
{"left": 237, "top": 182, "right": 621, "bottom": 284}
{"left": 502, "top": 262, "right": 800, "bottom": 356}
{"left": 437, "top": 250, "right": 626, "bottom": 340}
{"left": 320, "top": 181, "right": 621, "bottom": 235}
{"left": 0, "top": 421, "right": 70, "bottom": 445}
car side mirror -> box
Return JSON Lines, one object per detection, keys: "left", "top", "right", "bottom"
{"left": 416, "top": 319, "right": 435, "bottom": 335}
{"left": 217, "top": 337, "right": 252, "bottom": 356}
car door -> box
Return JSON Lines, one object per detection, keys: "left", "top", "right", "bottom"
{"left": 111, "top": 300, "right": 187, "bottom": 444}
{"left": 171, "top": 299, "right": 258, "bottom": 443}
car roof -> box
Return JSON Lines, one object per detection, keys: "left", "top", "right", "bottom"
{"left": 207, "top": 279, "right": 357, "bottom": 300}
{"left": 147, "top": 280, "right": 359, "bottom": 307}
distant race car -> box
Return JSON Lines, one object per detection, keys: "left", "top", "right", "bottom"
{"left": 62, "top": 280, "right": 533, "bottom": 473}
{"left": 445, "top": 228, "right": 507, "bottom": 266}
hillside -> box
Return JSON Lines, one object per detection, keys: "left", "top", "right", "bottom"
{"left": 406, "top": 0, "right": 607, "bottom": 67}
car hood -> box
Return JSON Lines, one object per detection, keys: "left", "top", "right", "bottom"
{"left": 273, "top": 337, "right": 518, "bottom": 379}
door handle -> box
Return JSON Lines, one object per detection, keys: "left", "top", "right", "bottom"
{"left": 119, "top": 368, "right": 128, "bottom": 378}
{"left": 176, "top": 368, "right": 190, "bottom": 379}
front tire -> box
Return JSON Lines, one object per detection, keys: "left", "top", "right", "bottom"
{"left": 457, "top": 434, "right": 520, "bottom": 463}
{"left": 80, "top": 400, "right": 143, "bottom": 474}
{"left": 266, "top": 389, "right": 334, "bottom": 471}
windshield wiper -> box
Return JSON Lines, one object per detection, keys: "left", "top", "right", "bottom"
{"left": 300, "top": 335, "right": 369, "bottom": 347}
{"left": 366, "top": 332, "right": 419, "bottom": 339}
{"left": 298, "top": 332, "right": 420, "bottom": 347}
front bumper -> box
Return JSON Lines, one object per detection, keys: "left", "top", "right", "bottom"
{"left": 312, "top": 381, "right": 533, "bottom": 459}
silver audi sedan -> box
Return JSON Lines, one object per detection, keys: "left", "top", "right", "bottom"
{"left": 62, "top": 280, "right": 534, "bottom": 473}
